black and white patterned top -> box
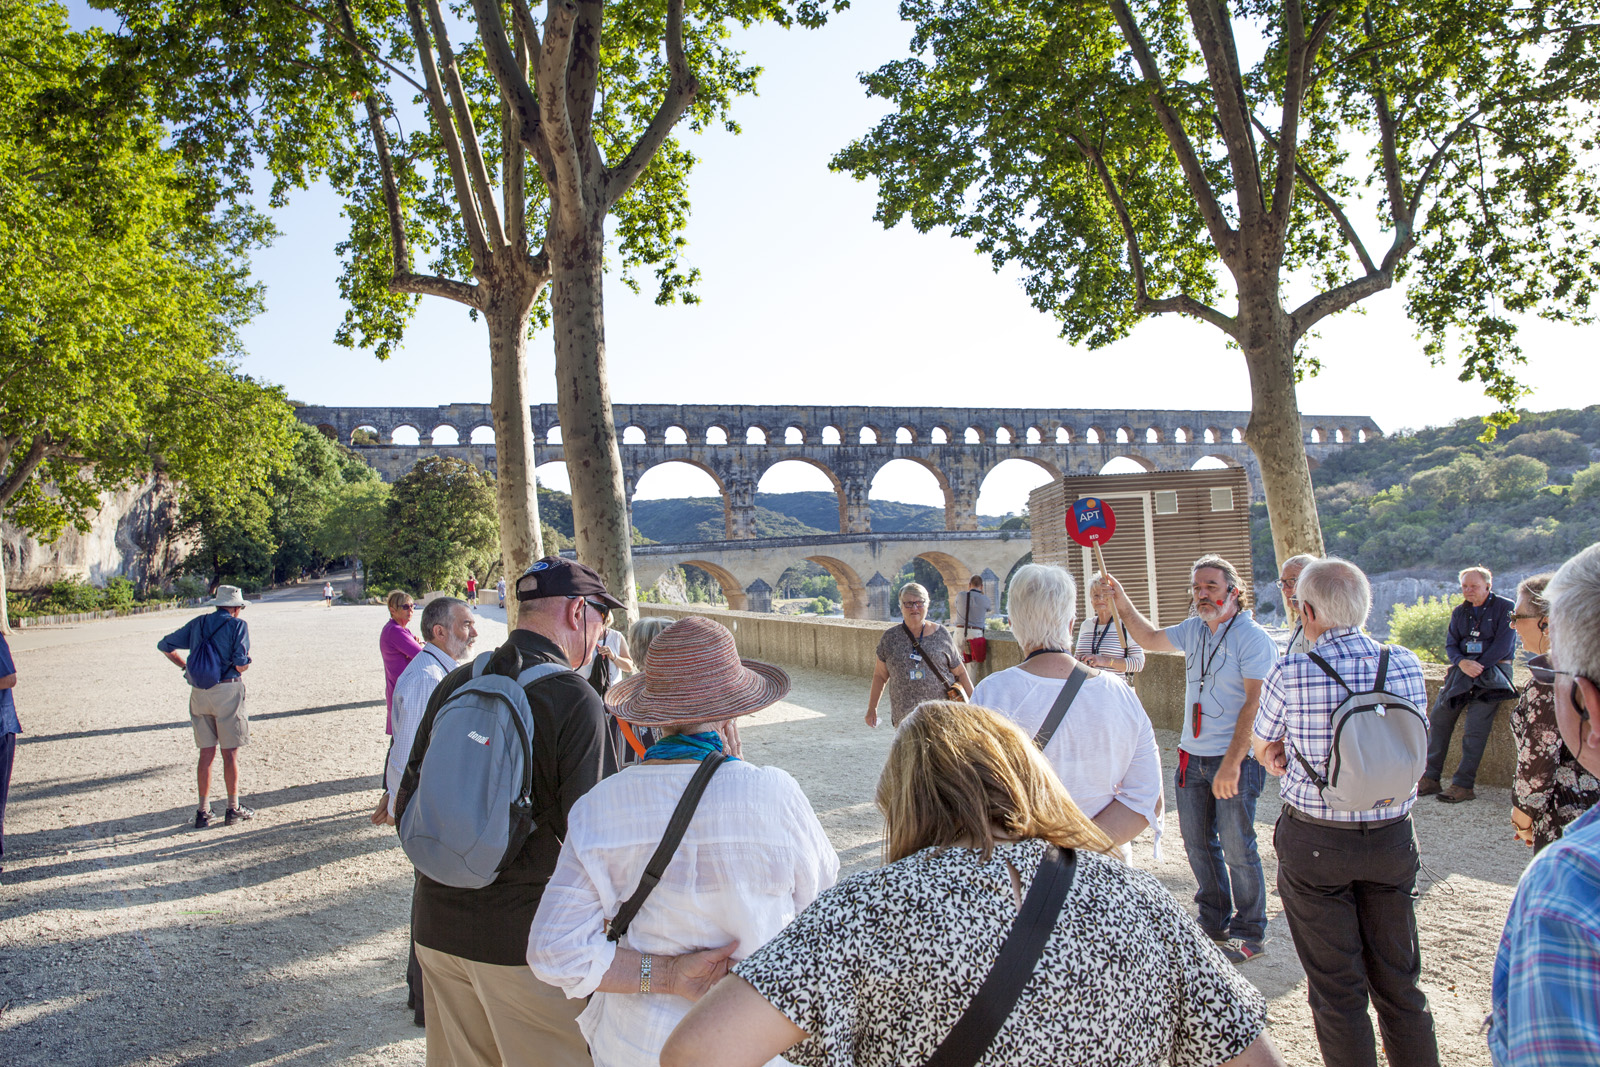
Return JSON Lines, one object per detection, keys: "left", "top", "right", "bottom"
{"left": 734, "top": 838, "right": 1267, "bottom": 1067}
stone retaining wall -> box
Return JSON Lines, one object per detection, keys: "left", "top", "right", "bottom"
{"left": 640, "top": 605, "right": 1517, "bottom": 789}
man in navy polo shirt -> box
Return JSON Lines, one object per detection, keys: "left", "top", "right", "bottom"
{"left": 158, "top": 585, "right": 254, "bottom": 828}
{"left": 1108, "top": 554, "right": 1279, "bottom": 963}
{"left": 0, "top": 627, "right": 19, "bottom": 873}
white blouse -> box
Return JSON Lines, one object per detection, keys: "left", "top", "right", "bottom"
{"left": 971, "top": 666, "right": 1165, "bottom": 863}
{"left": 528, "top": 759, "right": 839, "bottom": 1067}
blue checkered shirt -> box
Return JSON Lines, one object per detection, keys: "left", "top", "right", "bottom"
{"left": 1490, "top": 803, "right": 1600, "bottom": 1065}
{"left": 1254, "top": 627, "right": 1429, "bottom": 822}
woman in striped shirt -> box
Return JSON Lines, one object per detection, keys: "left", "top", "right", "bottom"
{"left": 1075, "top": 574, "right": 1145, "bottom": 682}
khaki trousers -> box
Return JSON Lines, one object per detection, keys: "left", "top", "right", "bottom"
{"left": 415, "top": 943, "right": 591, "bottom": 1067}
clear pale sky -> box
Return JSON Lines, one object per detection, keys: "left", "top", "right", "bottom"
{"left": 70, "top": 3, "right": 1599, "bottom": 514}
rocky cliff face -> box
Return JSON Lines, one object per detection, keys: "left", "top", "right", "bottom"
{"left": 2, "top": 477, "right": 189, "bottom": 591}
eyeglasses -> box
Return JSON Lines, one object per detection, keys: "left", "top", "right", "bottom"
{"left": 398, "top": 603, "right": 415, "bottom": 612}
{"left": 1509, "top": 612, "right": 1545, "bottom": 622}
{"left": 901, "top": 600, "right": 927, "bottom": 608}
{"left": 1275, "top": 577, "right": 1297, "bottom": 589}
{"left": 570, "top": 595, "right": 611, "bottom": 617}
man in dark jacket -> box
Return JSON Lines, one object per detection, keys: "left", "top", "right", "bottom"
{"left": 1420, "top": 566, "right": 1516, "bottom": 803}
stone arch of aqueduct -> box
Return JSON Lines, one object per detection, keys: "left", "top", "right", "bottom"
{"left": 298, "top": 403, "right": 1379, "bottom": 619}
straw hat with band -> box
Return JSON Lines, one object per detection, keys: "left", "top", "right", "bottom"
{"left": 605, "top": 616, "right": 789, "bottom": 728}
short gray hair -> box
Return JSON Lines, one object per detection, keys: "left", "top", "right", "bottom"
{"left": 1280, "top": 553, "right": 1318, "bottom": 576}
{"left": 629, "top": 616, "right": 675, "bottom": 668}
{"left": 421, "top": 596, "right": 466, "bottom": 645}
{"left": 1296, "top": 557, "right": 1371, "bottom": 630}
{"left": 1459, "top": 565, "right": 1494, "bottom": 586}
{"left": 899, "top": 582, "right": 930, "bottom": 605}
{"left": 1548, "top": 543, "right": 1600, "bottom": 680}
{"left": 1006, "top": 564, "right": 1078, "bottom": 652}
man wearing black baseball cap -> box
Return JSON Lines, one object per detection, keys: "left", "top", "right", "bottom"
{"left": 396, "top": 557, "right": 619, "bottom": 1067}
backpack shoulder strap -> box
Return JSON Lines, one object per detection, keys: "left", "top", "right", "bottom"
{"left": 1032, "top": 667, "right": 1088, "bottom": 750}
{"left": 1304, "top": 651, "right": 1355, "bottom": 695}
{"left": 516, "top": 661, "right": 572, "bottom": 689}
{"left": 922, "top": 845, "right": 1077, "bottom": 1067}
{"left": 470, "top": 650, "right": 493, "bottom": 678}
{"left": 607, "top": 754, "right": 728, "bottom": 943}
{"left": 1374, "top": 646, "right": 1391, "bottom": 692}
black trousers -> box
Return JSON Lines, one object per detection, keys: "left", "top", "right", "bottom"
{"left": 1274, "top": 813, "right": 1439, "bottom": 1067}
{"left": 1423, "top": 695, "right": 1500, "bottom": 789}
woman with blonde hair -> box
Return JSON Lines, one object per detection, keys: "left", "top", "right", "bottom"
{"left": 662, "top": 701, "right": 1280, "bottom": 1067}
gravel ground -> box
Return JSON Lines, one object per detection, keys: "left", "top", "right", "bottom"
{"left": 0, "top": 591, "right": 1528, "bottom": 1066}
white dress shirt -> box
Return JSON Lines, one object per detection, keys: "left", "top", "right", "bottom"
{"left": 386, "top": 643, "right": 459, "bottom": 815}
{"left": 528, "top": 759, "right": 839, "bottom": 1067}
{"left": 971, "top": 665, "right": 1165, "bottom": 863}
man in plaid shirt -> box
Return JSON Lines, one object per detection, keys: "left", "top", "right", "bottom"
{"left": 1253, "top": 557, "right": 1440, "bottom": 1067}
{"left": 1490, "top": 541, "right": 1600, "bottom": 1066}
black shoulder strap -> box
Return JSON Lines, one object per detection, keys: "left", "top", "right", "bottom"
{"left": 1032, "top": 667, "right": 1088, "bottom": 750}
{"left": 1374, "top": 646, "right": 1390, "bottom": 691}
{"left": 606, "top": 753, "right": 728, "bottom": 943}
{"left": 923, "top": 845, "right": 1077, "bottom": 1067}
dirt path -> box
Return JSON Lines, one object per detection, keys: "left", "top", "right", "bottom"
{"left": 0, "top": 601, "right": 1528, "bottom": 1065}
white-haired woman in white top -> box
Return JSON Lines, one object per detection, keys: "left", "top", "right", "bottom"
{"left": 971, "top": 563, "right": 1164, "bottom": 862}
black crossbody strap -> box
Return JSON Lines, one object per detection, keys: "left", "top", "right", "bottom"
{"left": 922, "top": 845, "right": 1077, "bottom": 1067}
{"left": 1032, "top": 667, "right": 1088, "bottom": 749}
{"left": 606, "top": 753, "right": 728, "bottom": 943}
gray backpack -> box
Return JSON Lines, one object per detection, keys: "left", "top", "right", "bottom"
{"left": 1293, "top": 646, "right": 1428, "bottom": 812}
{"left": 399, "top": 649, "right": 570, "bottom": 888}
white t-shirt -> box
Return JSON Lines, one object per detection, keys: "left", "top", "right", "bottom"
{"left": 528, "top": 760, "right": 839, "bottom": 1067}
{"left": 971, "top": 666, "right": 1165, "bottom": 863}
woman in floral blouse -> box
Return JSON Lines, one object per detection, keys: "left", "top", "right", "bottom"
{"left": 1509, "top": 573, "right": 1600, "bottom": 850}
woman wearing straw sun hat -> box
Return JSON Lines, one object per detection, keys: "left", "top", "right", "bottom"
{"left": 528, "top": 617, "right": 839, "bottom": 1067}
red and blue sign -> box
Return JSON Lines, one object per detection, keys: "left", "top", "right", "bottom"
{"left": 1066, "top": 496, "right": 1117, "bottom": 547}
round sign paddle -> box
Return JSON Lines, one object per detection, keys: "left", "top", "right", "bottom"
{"left": 1066, "top": 496, "right": 1116, "bottom": 547}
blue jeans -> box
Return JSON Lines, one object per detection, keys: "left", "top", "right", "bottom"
{"left": 1176, "top": 753, "right": 1267, "bottom": 942}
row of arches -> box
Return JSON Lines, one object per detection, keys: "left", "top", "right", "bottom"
{"left": 320, "top": 420, "right": 1370, "bottom": 449}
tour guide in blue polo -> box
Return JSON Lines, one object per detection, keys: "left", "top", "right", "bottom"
{"left": 1105, "top": 555, "right": 1279, "bottom": 963}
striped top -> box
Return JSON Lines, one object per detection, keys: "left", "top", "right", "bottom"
{"left": 1074, "top": 616, "right": 1146, "bottom": 679}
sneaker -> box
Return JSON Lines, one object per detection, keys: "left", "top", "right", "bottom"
{"left": 224, "top": 805, "right": 255, "bottom": 825}
{"left": 1438, "top": 785, "right": 1476, "bottom": 804}
{"left": 194, "top": 808, "right": 212, "bottom": 829}
{"left": 1219, "top": 940, "right": 1267, "bottom": 965}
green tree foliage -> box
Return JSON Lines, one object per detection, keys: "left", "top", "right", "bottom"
{"left": 314, "top": 478, "right": 392, "bottom": 584}
{"left": 370, "top": 456, "right": 499, "bottom": 594}
{"left": 1571, "top": 463, "right": 1600, "bottom": 502}
{"left": 0, "top": 2, "right": 293, "bottom": 626}
{"left": 834, "top": 0, "right": 1600, "bottom": 570}
{"left": 1388, "top": 596, "right": 1461, "bottom": 663}
{"left": 181, "top": 492, "right": 276, "bottom": 591}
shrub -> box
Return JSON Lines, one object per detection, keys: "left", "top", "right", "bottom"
{"left": 173, "top": 574, "right": 210, "bottom": 600}
{"left": 1389, "top": 596, "right": 1461, "bottom": 663}
{"left": 104, "top": 577, "right": 136, "bottom": 611}
{"left": 45, "top": 577, "right": 104, "bottom": 613}
{"left": 1505, "top": 428, "right": 1590, "bottom": 468}
{"left": 1571, "top": 462, "right": 1600, "bottom": 501}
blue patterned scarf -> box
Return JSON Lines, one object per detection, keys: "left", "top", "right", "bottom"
{"left": 643, "top": 730, "right": 738, "bottom": 762}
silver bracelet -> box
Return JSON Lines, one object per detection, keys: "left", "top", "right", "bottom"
{"left": 640, "top": 953, "right": 652, "bottom": 994}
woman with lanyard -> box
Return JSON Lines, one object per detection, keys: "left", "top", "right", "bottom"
{"left": 972, "top": 564, "right": 1163, "bottom": 862}
{"left": 865, "top": 582, "right": 974, "bottom": 728}
{"left": 1075, "top": 573, "right": 1145, "bottom": 682}
{"left": 528, "top": 617, "right": 838, "bottom": 1067}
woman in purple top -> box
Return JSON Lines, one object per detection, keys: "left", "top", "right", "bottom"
{"left": 379, "top": 589, "right": 424, "bottom": 733}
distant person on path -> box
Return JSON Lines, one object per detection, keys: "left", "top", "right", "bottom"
{"left": 972, "top": 564, "right": 1163, "bottom": 863}
{"left": 1276, "top": 553, "right": 1317, "bottom": 656}
{"left": 1105, "top": 555, "right": 1279, "bottom": 964}
{"left": 0, "top": 629, "right": 19, "bottom": 873}
{"left": 396, "top": 557, "right": 621, "bottom": 1067}
{"left": 1076, "top": 573, "right": 1145, "bottom": 681}
{"left": 497, "top": 576, "right": 507, "bottom": 610}
{"left": 1490, "top": 542, "right": 1600, "bottom": 1067}
{"left": 866, "top": 583, "right": 972, "bottom": 728}
{"left": 1252, "top": 558, "right": 1440, "bottom": 1067}
{"left": 380, "top": 590, "right": 424, "bottom": 735}
{"left": 467, "top": 574, "right": 478, "bottom": 603}
{"left": 528, "top": 617, "right": 838, "bottom": 1067}
{"left": 157, "top": 586, "right": 255, "bottom": 828}
{"left": 1506, "top": 573, "right": 1600, "bottom": 851}
{"left": 661, "top": 701, "right": 1282, "bottom": 1067}
{"left": 375, "top": 594, "right": 476, "bottom": 1027}
{"left": 1419, "top": 566, "right": 1517, "bottom": 804}
{"left": 322, "top": 580, "right": 335, "bottom": 607}
{"left": 953, "top": 574, "right": 992, "bottom": 676}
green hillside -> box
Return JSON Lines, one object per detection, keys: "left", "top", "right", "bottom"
{"left": 1252, "top": 406, "right": 1600, "bottom": 577}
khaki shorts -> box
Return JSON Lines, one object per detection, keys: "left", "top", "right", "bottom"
{"left": 190, "top": 681, "right": 249, "bottom": 749}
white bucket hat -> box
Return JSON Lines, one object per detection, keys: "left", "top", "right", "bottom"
{"left": 212, "top": 585, "right": 247, "bottom": 608}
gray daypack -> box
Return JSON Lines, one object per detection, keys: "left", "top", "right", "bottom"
{"left": 398, "top": 648, "right": 570, "bottom": 888}
{"left": 1293, "top": 646, "right": 1429, "bottom": 812}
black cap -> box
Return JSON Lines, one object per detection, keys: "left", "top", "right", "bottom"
{"left": 515, "top": 557, "right": 625, "bottom": 610}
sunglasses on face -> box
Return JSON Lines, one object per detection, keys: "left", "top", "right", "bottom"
{"left": 1510, "top": 612, "right": 1545, "bottom": 622}
{"left": 398, "top": 603, "right": 415, "bottom": 612}
{"left": 1530, "top": 663, "right": 1593, "bottom": 721}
